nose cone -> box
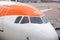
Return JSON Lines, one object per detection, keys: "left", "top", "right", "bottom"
{"left": 29, "top": 22, "right": 58, "bottom": 40}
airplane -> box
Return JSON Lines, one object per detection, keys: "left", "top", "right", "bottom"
{"left": 0, "top": 1, "right": 59, "bottom": 40}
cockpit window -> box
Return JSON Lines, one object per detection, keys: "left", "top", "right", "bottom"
{"left": 41, "top": 16, "right": 48, "bottom": 23}
{"left": 21, "top": 17, "right": 29, "bottom": 24}
{"left": 14, "top": 16, "right": 48, "bottom": 24}
{"left": 15, "top": 16, "right": 22, "bottom": 23}
{"left": 30, "top": 17, "right": 43, "bottom": 24}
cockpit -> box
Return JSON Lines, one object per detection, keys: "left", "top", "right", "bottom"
{"left": 14, "top": 16, "right": 48, "bottom": 24}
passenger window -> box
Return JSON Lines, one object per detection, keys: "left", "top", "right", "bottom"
{"left": 30, "top": 17, "right": 43, "bottom": 24}
{"left": 14, "top": 16, "right": 22, "bottom": 23}
{"left": 21, "top": 17, "right": 29, "bottom": 24}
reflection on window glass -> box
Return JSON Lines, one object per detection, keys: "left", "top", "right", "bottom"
{"left": 15, "top": 16, "right": 22, "bottom": 23}
{"left": 30, "top": 17, "right": 43, "bottom": 24}
{"left": 21, "top": 17, "right": 29, "bottom": 24}
{"left": 41, "top": 16, "right": 48, "bottom": 23}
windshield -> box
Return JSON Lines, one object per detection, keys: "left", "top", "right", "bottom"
{"left": 14, "top": 16, "right": 48, "bottom": 24}
{"left": 30, "top": 17, "right": 43, "bottom": 24}
{"left": 21, "top": 17, "right": 29, "bottom": 24}
{"left": 41, "top": 16, "right": 48, "bottom": 23}
{"left": 14, "top": 16, "right": 22, "bottom": 23}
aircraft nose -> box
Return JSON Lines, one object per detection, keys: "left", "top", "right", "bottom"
{"left": 31, "top": 23, "right": 58, "bottom": 40}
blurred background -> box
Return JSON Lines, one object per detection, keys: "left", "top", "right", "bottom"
{"left": 0, "top": 0, "right": 60, "bottom": 38}
{"left": 0, "top": 0, "right": 60, "bottom": 3}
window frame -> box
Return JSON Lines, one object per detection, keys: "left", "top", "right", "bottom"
{"left": 20, "top": 16, "right": 24, "bottom": 23}
{"left": 28, "top": 16, "right": 31, "bottom": 23}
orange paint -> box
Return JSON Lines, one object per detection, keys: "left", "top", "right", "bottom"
{"left": 0, "top": 2, "right": 44, "bottom": 16}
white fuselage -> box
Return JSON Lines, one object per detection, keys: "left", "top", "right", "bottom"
{"left": 0, "top": 16, "right": 58, "bottom": 40}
